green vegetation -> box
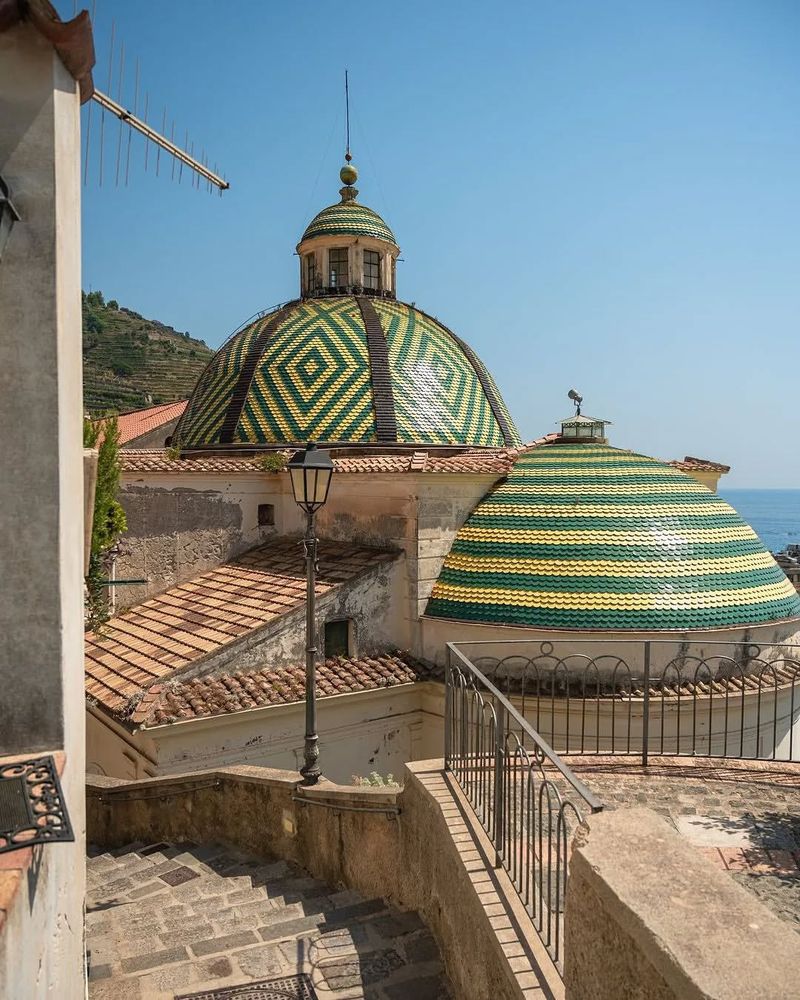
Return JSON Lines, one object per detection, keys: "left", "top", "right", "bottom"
{"left": 82, "top": 290, "right": 214, "bottom": 414}
{"left": 257, "top": 452, "right": 288, "bottom": 473}
{"left": 83, "top": 415, "right": 127, "bottom": 629}
{"left": 351, "top": 772, "right": 400, "bottom": 788}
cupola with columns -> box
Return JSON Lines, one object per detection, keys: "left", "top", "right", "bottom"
{"left": 296, "top": 158, "right": 400, "bottom": 299}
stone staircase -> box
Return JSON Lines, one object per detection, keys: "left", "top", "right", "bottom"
{"left": 86, "top": 841, "right": 450, "bottom": 1000}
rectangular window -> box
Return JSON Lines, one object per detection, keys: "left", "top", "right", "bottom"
{"left": 363, "top": 250, "right": 380, "bottom": 290}
{"left": 257, "top": 503, "right": 275, "bottom": 526}
{"left": 329, "top": 248, "right": 348, "bottom": 288}
{"left": 305, "top": 253, "right": 316, "bottom": 290}
{"left": 324, "top": 619, "right": 351, "bottom": 658}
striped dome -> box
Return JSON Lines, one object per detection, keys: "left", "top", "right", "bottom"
{"left": 174, "top": 296, "right": 520, "bottom": 450}
{"left": 426, "top": 443, "right": 800, "bottom": 631}
{"left": 301, "top": 201, "right": 397, "bottom": 246}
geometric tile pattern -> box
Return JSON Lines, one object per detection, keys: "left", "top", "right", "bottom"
{"left": 301, "top": 200, "right": 397, "bottom": 245}
{"left": 426, "top": 443, "right": 800, "bottom": 630}
{"left": 373, "top": 299, "right": 521, "bottom": 447}
{"left": 174, "top": 297, "right": 521, "bottom": 449}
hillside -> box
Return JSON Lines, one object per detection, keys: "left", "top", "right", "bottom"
{"left": 82, "top": 291, "right": 214, "bottom": 414}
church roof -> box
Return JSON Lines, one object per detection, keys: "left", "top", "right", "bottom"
{"left": 300, "top": 201, "right": 397, "bottom": 246}
{"left": 174, "top": 297, "right": 521, "bottom": 450}
{"left": 425, "top": 442, "right": 800, "bottom": 631}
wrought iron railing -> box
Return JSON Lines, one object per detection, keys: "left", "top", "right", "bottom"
{"left": 454, "top": 639, "right": 800, "bottom": 765}
{"left": 445, "top": 643, "right": 603, "bottom": 972}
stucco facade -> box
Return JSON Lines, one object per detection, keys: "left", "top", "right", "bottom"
{"left": 0, "top": 18, "right": 87, "bottom": 998}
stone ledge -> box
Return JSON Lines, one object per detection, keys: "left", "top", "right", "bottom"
{"left": 565, "top": 806, "right": 800, "bottom": 999}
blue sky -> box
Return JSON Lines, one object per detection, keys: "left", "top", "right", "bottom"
{"left": 75, "top": 0, "right": 800, "bottom": 487}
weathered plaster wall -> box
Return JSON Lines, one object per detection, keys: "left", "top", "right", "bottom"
{"left": 116, "top": 472, "right": 285, "bottom": 608}
{"left": 151, "top": 686, "right": 429, "bottom": 785}
{"left": 0, "top": 25, "right": 86, "bottom": 998}
{"left": 565, "top": 807, "right": 800, "bottom": 999}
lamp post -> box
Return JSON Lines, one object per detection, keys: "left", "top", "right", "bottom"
{"left": 287, "top": 442, "right": 334, "bottom": 785}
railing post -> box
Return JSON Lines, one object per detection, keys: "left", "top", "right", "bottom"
{"left": 642, "top": 641, "right": 651, "bottom": 768}
{"left": 444, "top": 645, "right": 453, "bottom": 771}
{"left": 493, "top": 699, "right": 506, "bottom": 868}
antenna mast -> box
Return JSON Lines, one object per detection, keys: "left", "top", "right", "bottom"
{"left": 344, "top": 69, "right": 352, "bottom": 162}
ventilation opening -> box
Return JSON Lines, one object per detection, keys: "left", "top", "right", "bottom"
{"left": 258, "top": 503, "right": 275, "bottom": 526}
{"left": 324, "top": 619, "right": 352, "bottom": 658}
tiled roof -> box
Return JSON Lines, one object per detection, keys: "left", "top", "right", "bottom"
{"left": 300, "top": 201, "right": 397, "bottom": 245}
{"left": 172, "top": 297, "right": 522, "bottom": 451}
{"left": 136, "top": 653, "right": 432, "bottom": 726}
{"left": 120, "top": 447, "right": 546, "bottom": 476}
{"left": 425, "top": 442, "right": 800, "bottom": 631}
{"left": 669, "top": 456, "right": 731, "bottom": 474}
{"left": 94, "top": 400, "right": 188, "bottom": 445}
{"left": 85, "top": 539, "right": 395, "bottom": 716}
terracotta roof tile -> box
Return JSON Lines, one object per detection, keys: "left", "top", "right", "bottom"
{"left": 85, "top": 538, "right": 395, "bottom": 717}
{"left": 668, "top": 455, "right": 731, "bottom": 474}
{"left": 94, "top": 400, "right": 188, "bottom": 446}
{"left": 139, "top": 652, "right": 433, "bottom": 726}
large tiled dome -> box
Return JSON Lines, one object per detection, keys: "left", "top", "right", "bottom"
{"left": 300, "top": 201, "right": 397, "bottom": 246}
{"left": 425, "top": 442, "right": 800, "bottom": 630}
{"left": 174, "top": 297, "right": 521, "bottom": 450}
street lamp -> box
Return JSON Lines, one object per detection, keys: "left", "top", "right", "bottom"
{"left": 287, "top": 442, "right": 334, "bottom": 785}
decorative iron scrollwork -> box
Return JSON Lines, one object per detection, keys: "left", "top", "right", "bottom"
{"left": 0, "top": 755, "right": 74, "bottom": 854}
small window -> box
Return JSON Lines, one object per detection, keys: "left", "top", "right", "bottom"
{"left": 363, "top": 250, "right": 380, "bottom": 290}
{"left": 305, "top": 253, "right": 316, "bottom": 291}
{"left": 329, "top": 248, "right": 349, "bottom": 288}
{"left": 325, "top": 619, "right": 351, "bottom": 658}
{"left": 258, "top": 503, "right": 275, "bottom": 526}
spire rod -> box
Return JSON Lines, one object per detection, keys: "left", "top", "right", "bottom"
{"left": 345, "top": 69, "right": 352, "bottom": 162}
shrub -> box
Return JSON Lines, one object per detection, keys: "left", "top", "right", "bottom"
{"left": 257, "top": 453, "right": 287, "bottom": 473}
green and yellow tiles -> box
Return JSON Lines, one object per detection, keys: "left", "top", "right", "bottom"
{"left": 175, "top": 297, "right": 520, "bottom": 449}
{"left": 301, "top": 202, "right": 397, "bottom": 245}
{"left": 426, "top": 444, "right": 800, "bottom": 630}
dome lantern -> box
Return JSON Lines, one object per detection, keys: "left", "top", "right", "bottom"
{"left": 296, "top": 160, "right": 400, "bottom": 301}
{"left": 558, "top": 389, "right": 611, "bottom": 443}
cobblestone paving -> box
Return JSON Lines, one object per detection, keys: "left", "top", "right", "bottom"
{"left": 86, "top": 842, "right": 452, "bottom": 999}
{"left": 565, "top": 755, "right": 800, "bottom": 931}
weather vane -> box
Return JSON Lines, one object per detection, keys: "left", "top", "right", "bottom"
{"left": 568, "top": 388, "right": 583, "bottom": 416}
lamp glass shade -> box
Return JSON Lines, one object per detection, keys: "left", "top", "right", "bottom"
{"left": 287, "top": 443, "right": 334, "bottom": 514}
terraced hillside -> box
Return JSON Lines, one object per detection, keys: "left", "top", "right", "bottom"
{"left": 83, "top": 291, "right": 214, "bottom": 414}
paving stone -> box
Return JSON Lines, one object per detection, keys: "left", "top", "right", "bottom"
{"left": 190, "top": 929, "right": 259, "bottom": 956}
{"left": 88, "top": 978, "right": 143, "bottom": 999}
{"left": 324, "top": 899, "right": 386, "bottom": 927}
{"left": 88, "top": 963, "right": 112, "bottom": 981}
{"left": 321, "top": 948, "right": 404, "bottom": 989}
{"left": 160, "top": 923, "right": 215, "bottom": 946}
{"left": 197, "top": 955, "right": 235, "bottom": 979}
{"left": 403, "top": 934, "right": 440, "bottom": 964}
{"left": 383, "top": 973, "right": 449, "bottom": 999}
{"left": 137, "top": 961, "right": 199, "bottom": 994}
{"left": 120, "top": 945, "right": 188, "bottom": 973}
{"left": 372, "top": 911, "right": 424, "bottom": 939}
{"left": 127, "top": 881, "right": 171, "bottom": 900}
{"left": 234, "top": 942, "right": 286, "bottom": 979}
{"left": 102, "top": 877, "right": 135, "bottom": 894}
{"left": 258, "top": 914, "right": 325, "bottom": 943}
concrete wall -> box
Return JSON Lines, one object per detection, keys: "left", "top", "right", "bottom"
{"left": 565, "top": 807, "right": 800, "bottom": 999}
{"left": 0, "top": 23, "right": 86, "bottom": 997}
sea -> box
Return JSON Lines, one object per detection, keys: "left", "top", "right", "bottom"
{"left": 720, "top": 489, "right": 800, "bottom": 554}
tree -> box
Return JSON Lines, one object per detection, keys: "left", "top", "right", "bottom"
{"left": 83, "top": 415, "right": 127, "bottom": 628}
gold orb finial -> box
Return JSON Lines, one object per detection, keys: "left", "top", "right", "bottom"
{"left": 340, "top": 162, "right": 358, "bottom": 186}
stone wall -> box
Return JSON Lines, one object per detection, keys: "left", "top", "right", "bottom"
{"left": 86, "top": 761, "right": 542, "bottom": 1000}
{"left": 565, "top": 807, "right": 800, "bottom": 999}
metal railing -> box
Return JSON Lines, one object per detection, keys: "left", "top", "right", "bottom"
{"left": 455, "top": 639, "right": 800, "bottom": 765}
{"left": 445, "top": 643, "right": 603, "bottom": 973}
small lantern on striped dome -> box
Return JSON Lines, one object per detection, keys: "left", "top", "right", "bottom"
{"left": 558, "top": 389, "right": 611, "bottom": 443}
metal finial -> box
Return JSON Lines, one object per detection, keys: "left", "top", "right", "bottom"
{"left": 345, "top": 69, "right": 351, "bottom": 162}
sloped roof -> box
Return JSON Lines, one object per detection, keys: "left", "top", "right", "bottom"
{"left": 300, "top": 200, "right": 397, "bottom": 245}
{"left": 111, "top": 400, "right": 187, "bottom": 445}
{"left": 669, "top": 456, "right": 731, "bottom": 474}
{"left": 425, "top": 442, "right": 800, "bottom": 631}
{"left": 85, "top": 539, "right": 396, "bottom": 716}
{"left": 134, "top": 653, "right": 433, "bottom": 727}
